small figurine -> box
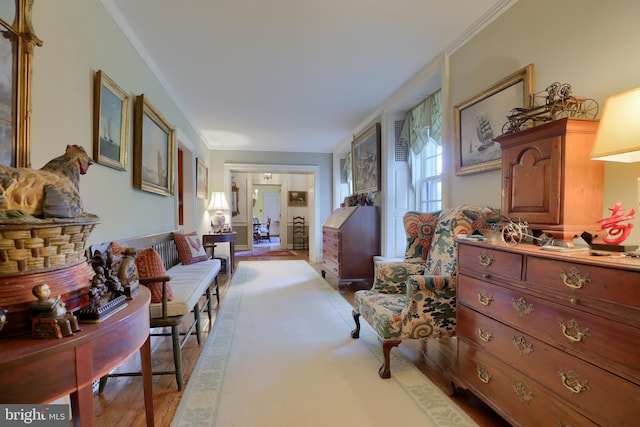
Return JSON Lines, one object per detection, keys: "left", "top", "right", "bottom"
{"left": 117, "top": 248, "right": 137, "bottom": 285}
{"left": 0, "top": 308, "right": 7, "bottom": 333}
{"left": 29, "top": 283, "right": 81, "bottom": 338}
{"left": 77, "top": 252, "right": 129, "bottom": 321}
{"left": 117, "top": 247, "right": 140, "bottom": 298}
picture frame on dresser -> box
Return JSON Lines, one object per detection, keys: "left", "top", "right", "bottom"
{"left": 133, "top": 94, "right": 175, "bottom": 196}
{"left": 454, "top": 64, "right": 535, "bottom": 175}
{"left": 93, "top": 70, "right": 130, "bottom": 171}
{"left": 351, "top": 123, "right": 381, "bottom": 194}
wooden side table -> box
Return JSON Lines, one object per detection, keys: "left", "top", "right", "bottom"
{"left": 203, "top": 232, "right": 237, "bottom": 275}
{"left": 0, "top": 287, "right": 154, "bottom": 427}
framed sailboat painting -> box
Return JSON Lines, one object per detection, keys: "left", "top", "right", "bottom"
{"left": 454, "top": 64, "right": 534, "bottom": 175}
{"left": 93, "top": 70, "right": 130, "bottom": 170}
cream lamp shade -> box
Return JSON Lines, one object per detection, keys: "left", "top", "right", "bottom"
{"left": 591, "top": 86, "right": 640, "bottom": 162}
{"left": 208, "top": 192, "right": 230, "bottom": 230}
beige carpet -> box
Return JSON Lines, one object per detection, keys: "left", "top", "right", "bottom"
{"left": 171, "top": 260, "right": 477, "bottom": 427}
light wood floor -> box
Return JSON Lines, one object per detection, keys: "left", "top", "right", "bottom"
{"left": 94, "top": 252, "right": 509, "bottom": 427}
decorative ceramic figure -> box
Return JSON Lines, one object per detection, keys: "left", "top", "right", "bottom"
{"left": 597, "top": 202, "right": 635, "bottom": 245}
{"left": 0, "top": 144, "right": 93, "bottom": 218}
{"left": 29, "top": 283, "right": 81, "bottom": 338}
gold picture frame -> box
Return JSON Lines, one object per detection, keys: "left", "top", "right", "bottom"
{"left": 454, "top": 64, "right": 535, "bottom": 175}
{"left": 196, "top": 157, "right": 208, "bottom": 200}
{"left": 352, "top": 123, "right": 381, "bottom": 194}
{"left": 133, "top": 94, "right": 175, "bottom": 196}
{"left": 231, "top": 181, "right": 239, "bottom": 216}
{"left": 93, "top": 70, "right": 129, "bottom": 170}
{"left": 0, "top": 0, "right": 42, "bottom": 167}
{"left": 288, "top": 191, "right": 307, "bottom": 207}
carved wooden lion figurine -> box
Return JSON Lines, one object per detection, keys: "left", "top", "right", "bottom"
{"left": 0, "top": 144, "right": 93, "bottom": 218}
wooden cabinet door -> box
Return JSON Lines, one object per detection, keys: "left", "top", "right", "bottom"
{"left": 502, "top": 134, "right": 561, "bottom": 224}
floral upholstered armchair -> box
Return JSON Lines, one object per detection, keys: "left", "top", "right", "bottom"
{"left": 351, "top": 205, "right": 500, "bottom": 378}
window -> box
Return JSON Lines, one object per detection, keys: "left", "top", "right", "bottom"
{"left": 414, "top": 138, "right": 441, "bottom": 211}
{"left": 407, "top": 90, "right": 442, "bottom": 212}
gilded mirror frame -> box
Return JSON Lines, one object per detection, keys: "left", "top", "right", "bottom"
{"left": 0, "top": 0, "right": 42, "bottom": 167}
{"left": 231, "top": 181, "right": 239, "bottom": 216}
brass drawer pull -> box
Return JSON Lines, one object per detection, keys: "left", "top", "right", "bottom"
{"left": 476, "top": 366, "right": 492, "bottom": 384}
{"left": 512, "top": 297, "right": 534, "bottom": 317}
{"left": 512, "top": 380, "right": 534, "bottom": 403}
{"left": 478, "top": 327, "right": 493, "bottom": 342}
{"left": 478, "top": 251, "right": 494, "bottom": 267}
{"left": 559, "top": 319, "right": 590, "bottom": 343}
{"left": 478, "top": 289, "right": 494, "bottom": 306}
{"left": 512, "top": 336, "right": 534, "bottom": 356}
{"left": 560, "top": 267, "right": 591, "bottom": 290}
{"left": 558, "top": 369, "right": 589, "bottom": 394}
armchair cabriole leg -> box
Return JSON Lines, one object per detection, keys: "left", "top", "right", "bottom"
{"left": 351, "top": 310, "right": 361, "bottom": 339}
{"left": 379, "top": 340, "right": 401, "bottom": 379}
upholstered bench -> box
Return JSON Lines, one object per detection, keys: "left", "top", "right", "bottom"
{"left": 91, "top": 230, "right": 221, "bottom": 390}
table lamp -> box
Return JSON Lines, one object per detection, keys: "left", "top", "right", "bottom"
{"left": 590, "top": 86, "right": 640, "bottom": 251}
{"left": 208, "top": 191, "right": 230, "bottom": 232}
{"left": 591, "top": 86, "right": 640, "bottom": 162}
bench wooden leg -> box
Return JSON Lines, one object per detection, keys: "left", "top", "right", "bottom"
{"left": 171, "top": 325, "right": 183, "bottom": 390}
{"left": 213, "top": 275, "right": 220, "bottom": 305}
{"left": 206, "top": 288, "right": 213, "bottom": 324}
{"left": 98, "top": 375, "right": 109, "bottom": 393}
{"left": 193, "top": 302, "right": 202, "bottom": 346}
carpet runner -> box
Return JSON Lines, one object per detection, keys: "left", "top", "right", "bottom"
{"left": 171, "top": 260, "right": 477, "bottom": 427}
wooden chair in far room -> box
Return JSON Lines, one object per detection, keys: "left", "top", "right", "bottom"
{"left": 292, "top": 216, "right": 308, "bottom": 249}
{"left": 253, "top": 217, "right": 260, "bottom": 242}
{"left": 258, "top": 218, "right": 271, "bottom": 242}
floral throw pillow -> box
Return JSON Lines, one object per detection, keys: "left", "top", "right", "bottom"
{"left": 172, "top": 232, "right": 208, "bottom": 265}
{"left": 403, "top": 211, "right": 441, "bottom": 263}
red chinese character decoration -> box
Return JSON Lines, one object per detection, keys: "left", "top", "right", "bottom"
{"left": 597, "top": 202, "right": 635, "bottom": 245}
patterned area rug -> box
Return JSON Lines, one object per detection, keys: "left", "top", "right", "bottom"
{"left": 171, "top": 260, "right": 478, "bottom": 427}
{"left": 235, "top": 249, "right": 298, "bottom": 257}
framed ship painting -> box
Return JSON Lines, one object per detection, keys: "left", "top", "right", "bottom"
{"left": 133, "top": 94, "right": 175, "bottom": 196}
{"left": 93, "top": 70, "right": 129, "bottom": 170}
{"left": 454, "top": 64, "right": 534, "bottom": 175}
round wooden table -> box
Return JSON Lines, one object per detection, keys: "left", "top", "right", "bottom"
{"left": 0, "top": 287, "right": 154, "bottom": 427}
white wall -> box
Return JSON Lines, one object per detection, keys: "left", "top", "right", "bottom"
{"left": 448, "top": 0, "right": 640, "bottom": 245}
{"left": 339, "top": 0, "right": 640, "bottom": 253}
{"left": 30, "top": 0, "right": 212, "bottom": 245}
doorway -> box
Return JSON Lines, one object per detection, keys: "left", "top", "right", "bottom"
{"left": 224, "top": 163, "right": 320, "bottom": 263}
{"left": 253, "top": 184, "right": 282, "bottom": 250}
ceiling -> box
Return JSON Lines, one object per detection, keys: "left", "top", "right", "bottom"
{"left": 105, "top": 0, "right": 512, "bottom": 153}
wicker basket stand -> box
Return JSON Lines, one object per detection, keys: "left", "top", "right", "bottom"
{"left": 0, "top": 214, "right": 100, "bottom": 337}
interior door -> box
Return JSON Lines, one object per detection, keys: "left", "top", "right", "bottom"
{"left": 264, "top": 191, "right": 281, "bottom": 241}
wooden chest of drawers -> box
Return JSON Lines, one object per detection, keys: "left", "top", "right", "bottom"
{"left": 449, "top": 240, "right": 640, "bottom": 426}
{"left": 321, "top": 206, "right": 379, "bottom": 289}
